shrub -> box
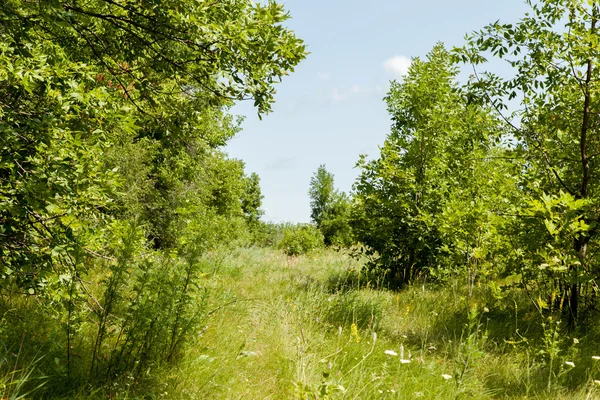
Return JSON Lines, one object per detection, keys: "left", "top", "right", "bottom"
{"left": 247, "top": 221, "right": 286, "bottom": 248}
{"left": 278, "top": 224, "right": 324, "bottom": 256}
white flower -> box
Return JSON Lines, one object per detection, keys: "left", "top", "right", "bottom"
{"left": 573, "top": 338, "right": 579, "bottom": 344}
{"left": 592, "top": 356, "right": 600, "bottom": 361}
{"left": 565, "top": 361, "right": 575, "bottom": 368}
{"left": 594, "top": 380, "right": 600, "bottom": 386}
{"left": 398, "top": 345, "right": 411, "bottom": 363}
{"left": 384, "top": 350, "right": 398, "bottom": 356}
{"left": 442, "top": 374, "right": 452, "bottom": 380}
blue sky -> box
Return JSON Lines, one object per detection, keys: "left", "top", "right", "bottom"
{"left": 227, "top": 0, "right": 530, "bottom": 223}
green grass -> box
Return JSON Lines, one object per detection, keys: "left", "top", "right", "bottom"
{"left": 6, "top": 247, "right": 600, "bottom": 399}
{"left": 117, "top": 248, "right": 600, "bottom": 399}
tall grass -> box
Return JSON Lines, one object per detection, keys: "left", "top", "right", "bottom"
{"left": 3, "top": 247, "right": 600, "bottom": 398}
{"left": 123, "top": 247, "right": 600, "bottom": 399}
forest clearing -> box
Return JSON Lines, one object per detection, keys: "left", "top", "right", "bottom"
{"left": 4, "top": 0, "right": 600, "bottom": 398}
{"left": 8, "top": 245, "right": 600, "bottom": 399}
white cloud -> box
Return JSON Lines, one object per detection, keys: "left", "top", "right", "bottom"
{"left": 383, "top": 55, "right": 412, "bottom": 78}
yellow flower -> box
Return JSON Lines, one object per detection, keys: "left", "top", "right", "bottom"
{"left": 351, "top": 323, "right": 361, "bottom": 343}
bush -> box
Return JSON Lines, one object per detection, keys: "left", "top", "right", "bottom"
{"left": 246, "top": 221, "right": 286, "bottom": 248}
{"left": 278, "top": 224, "right": 324, "bottom": 256}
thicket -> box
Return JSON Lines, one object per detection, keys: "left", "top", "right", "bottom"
{"left": 308, "top": 165, "right": 353, "bottom": 247}
{"left": 0, "top": 0, "right": 305, "bottom": 396}
{"left": 351, "top": 0, "right": 600, "bottom": 332}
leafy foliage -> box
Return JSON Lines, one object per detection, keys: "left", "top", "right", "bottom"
{"left": 455, "top": 0, "right": 600, "bottom": 328}
{"left": 351, "top": 44, "right": 507, "bottom": 285}
{"left": 308, "top": 165, "right": 353, "bottom": 247}
{"left": 278, "top": 224, "right": 324, "bottom": 256}
{"left": 241, "top": 172, "right": 265, "bottom": 226}
{"left": 0, "top": 0, "right": 306, "bottom": 394}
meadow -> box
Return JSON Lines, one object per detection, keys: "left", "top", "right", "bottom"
{"left": 17, "top": 247, "right": 593, "bottom": 399}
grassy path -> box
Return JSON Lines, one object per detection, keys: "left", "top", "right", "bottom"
{"left": 154, "top": 248, "right": 597, "bottom": 399}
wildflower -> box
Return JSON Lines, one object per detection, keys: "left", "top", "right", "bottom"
{"left": 593, "top": 356, "right": 600, "bottom": 361}
{"left": 384, "top": 350, "right": 398, "bottom": 356}
{"left": 565, "top": 361, "right": 575, "bottom": 368}
{"left": 573, "top": 338, "right": 579, "bottom": 344}
{"left": 399, "top": 345, "right": 411, "bottom": 364}
{"left": 483, "top": 307, "right": 489, "bottom": 313}
{"left": 351, "top": 323, "right": 361, "bottom": 343}
{"left": 442, "top": 374, "right": 452, "bottom": 380}
{"left": 594, "top": 380, "right": 600, "bottom": 386}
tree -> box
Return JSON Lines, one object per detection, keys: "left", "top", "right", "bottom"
{"left": 0, "top": 0, "right": 306, "bottom": 291}
{"left": 351, "top": 44, "right": 504, "bottom": 285}
{"left": 308, "top": 165, "right": 353, "bottom": 246}
{"left": 241, "top": 172, "right": 264, "bottom": 225}
{"left": 0, "top": 0, "right": 306, "bottom": 389}
{"left": 309, "top": 165, "right": 336, "bottom": 227}
{"left": 456, "top": 0, "right": 600, "bottom": 328}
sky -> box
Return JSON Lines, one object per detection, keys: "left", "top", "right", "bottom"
{"left": 226, "top": 0, "right": 531, "bottom": 223}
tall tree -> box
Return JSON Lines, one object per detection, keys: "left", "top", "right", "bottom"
{"left": 0, "top": 0, "right": 306, "bottom": 291}
{"left": 309, "top": 165, "right": 335, "bottom": 227}
{"left": 241, "top": 172, "right": 264, "bottom": 225}
{"left": 352, "top": 44, "right": 503, "bottom": 285}
{"left": 456, "top": 0, "right": 600, "bottom": 328}
{"left": 308, "top": 165, "right": 352, "bottom": 246}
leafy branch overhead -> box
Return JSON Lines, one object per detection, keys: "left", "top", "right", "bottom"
{"left": 1, "top": 0, "right": 307, "bottom": 115}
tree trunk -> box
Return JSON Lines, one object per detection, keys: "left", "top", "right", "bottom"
{"left": 569, "top": 237, "right": 589, "bottom": 330}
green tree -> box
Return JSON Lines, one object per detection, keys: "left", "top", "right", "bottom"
{"left": 0, "top": 0, "right": 306, "bottom": 291}
{"left": 456, "top": 0, "right": 600, "bottom": 328}
{"left": 0, "top": 0, "right": 306, "bottom": 390}
{"left": 242, "top": 172, "right": 264, "bottom": 225}
{"left": 319, "top": 192, "right": 353, "bottom": 247}
{"left": 351, "top": 44, "right": 503, "bottom": 285}
{"left": 308, "top": 165, "right": 353, "bottom": 246}
{"left": 309, "top": 165, "right": 335, "bottom": 227}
